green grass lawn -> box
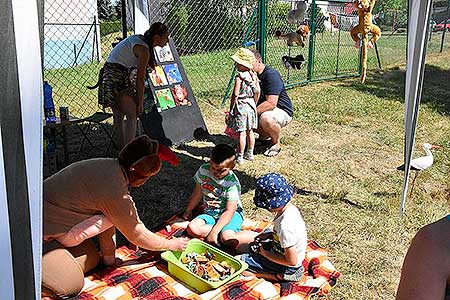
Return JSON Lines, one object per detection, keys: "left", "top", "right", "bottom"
{"left": 172, "top": 49, "right": 449, "bottom": 300}
{"left": 45, "top": 31, "right": 450, "bottom": 118}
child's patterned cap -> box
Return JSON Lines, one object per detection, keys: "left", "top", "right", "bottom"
{"left": 254, "top": 173, "right": 294, "bottom": 210}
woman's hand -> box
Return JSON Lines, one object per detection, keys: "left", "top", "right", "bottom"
{"left": 168, "top": 237, "right": 189, "bottom": 251}
{"left": 182, "top": 210, "right": 192, "bottom": 220}
{"left": 137, "top": 102, "right": 144, "bottom": 117}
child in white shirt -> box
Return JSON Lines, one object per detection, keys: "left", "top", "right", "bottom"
{"left": 240, "top": 173, "right": 307, "bottom": 281}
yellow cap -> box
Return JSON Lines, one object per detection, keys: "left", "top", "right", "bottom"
{"left": 231, "top": 48, "right": 255, "bottom": 69}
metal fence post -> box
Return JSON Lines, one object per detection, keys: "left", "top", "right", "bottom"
{"left": 307, "top": 0, "right": 317, "bottom": 82}
{"left": 440, "top": 0, "right": 450, "bottom": 53}
{"left": 257, "top": 0, "right": 267, "bottom": 62}
{"left": 121, "top": 0, "right": 127, "bottom": 39}
{"left": 335, "top": 27, "right": 341, "bottom": 76}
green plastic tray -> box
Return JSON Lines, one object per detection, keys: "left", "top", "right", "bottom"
{"left": 161, "top": 239, "right": 248, "bottom": 293}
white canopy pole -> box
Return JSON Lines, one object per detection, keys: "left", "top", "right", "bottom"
{"left": 134, "top": 0, "right": 150, "bottom": 34}
{"left": 400, "top": 0, "right": 433, "bottom": 215}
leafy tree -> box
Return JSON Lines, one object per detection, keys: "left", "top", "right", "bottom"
{"left": 115, "top": 0, "right": 122, "bottom": 20}
{"left": 376, "top": 0, "right": 407, "bottom": 11}
{"left": 98, "top": 0, "right": 115, "bottom": 21}
{"left": 164, "top": 0, "right": 251, "bottom": 52}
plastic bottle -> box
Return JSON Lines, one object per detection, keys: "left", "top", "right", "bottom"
{"left": 43, "top": 81, "right": 57, "bottom": 123}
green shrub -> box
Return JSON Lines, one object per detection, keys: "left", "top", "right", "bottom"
{"left": 165, "top": 0, "right": 249, "bottom": 53}
{"left": 267, "top": 2, "right": 291, "bottom": 33}
{"left": 100, "top": 20, "right": 121, "bottom": 37}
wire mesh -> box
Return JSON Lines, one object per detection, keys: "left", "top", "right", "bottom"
{"left": 310, "top": 1, "right": 360, "bottom": 80}
{"left": 43, "top": 0, "right": 132, "bottom": 118}
{"left": 150, "top": 0, "right": 259, "bottom": 106}
{"left": 42, "top": 0, "right": 449, "bottom": 117}
{"left": 264, "top": 0, "right": 360, "bottom": 86}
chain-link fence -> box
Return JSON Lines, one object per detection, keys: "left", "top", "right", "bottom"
{"left": 42, "top": 0, "right": 450, "bottom": 118}
{"left": 153, "top": 0, "right": 259, "bottom": 105}
{"left": 264, "top": 0, "right": 360, "bottom": 88}
{"left": 43, "top": 0, "right": 134, "bottom": 118}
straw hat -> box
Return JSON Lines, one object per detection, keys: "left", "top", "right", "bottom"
{"left": 231, "top": 48, "right": 255, "bottom": 69}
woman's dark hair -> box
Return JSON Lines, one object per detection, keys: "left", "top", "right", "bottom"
{"left": 143, "top": 22, "right": 169, "bottom": 68}
{"left": 210, "top": 144, "right": 235, "bottom": 164}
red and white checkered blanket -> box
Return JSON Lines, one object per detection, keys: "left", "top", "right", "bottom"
{"left": 64, "top": 217, "right": 341, "bottom": 300}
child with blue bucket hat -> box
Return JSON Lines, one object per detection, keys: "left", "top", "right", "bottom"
{"left": 240, "top": 173, "right": 307, "bottom": 281}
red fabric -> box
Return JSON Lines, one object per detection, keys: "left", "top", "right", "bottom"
{"left": 52, "top": 217, "right": 341, "bottom": 300}
{"left": 158, "top": 144, "right": 179, "bottom": 166}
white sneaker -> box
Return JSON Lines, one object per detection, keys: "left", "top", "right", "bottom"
{"left": 244, "top": 152, "right": 254, "bottom": 161}
{"left": 236, "top": 155, "right": 244, "bottom": 164}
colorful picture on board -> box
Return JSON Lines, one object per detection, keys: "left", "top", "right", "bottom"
{"left": 163, "top": 64, "right": 183, "bottom": 84}
{"left": 154, "top": 45, "right": 174, "bottom": 62}
{"left": 155, "top": 88, "right": 176, "bottom": 110}
{"left": 171, "top": 84, "right": 191, "bottom": 106}
{"left": 149, "top": 66, "right": 168, "bottom": 86}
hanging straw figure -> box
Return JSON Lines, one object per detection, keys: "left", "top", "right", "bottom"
{"left": 350, "top": 0, "right": 381, "bottom": 83}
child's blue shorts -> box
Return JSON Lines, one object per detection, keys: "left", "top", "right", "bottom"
{"left": 194, "top": 211, "right": 243, "bottom": 232}
{"left": 240, "top": 252, "right": 304, "bottom": 281}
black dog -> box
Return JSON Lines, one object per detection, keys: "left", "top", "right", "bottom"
{"left": 282, "top": 54, "right": 305, "bottom": 70}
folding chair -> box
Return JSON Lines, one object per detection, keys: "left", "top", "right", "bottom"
{"left": 75, "top": 112, "right": 119, "bottom": 159}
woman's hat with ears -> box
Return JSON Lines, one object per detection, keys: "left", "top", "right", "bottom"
{"left": 118, "top": 135, "right": 179, "bottom": 177}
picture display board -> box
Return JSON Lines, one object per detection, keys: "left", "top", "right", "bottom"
{"left": 140, "top": 38, "right": 208, "bottom": 146}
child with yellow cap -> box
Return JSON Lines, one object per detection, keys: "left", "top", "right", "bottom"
{"left": 227, "top": 48, "right": 260, "bottom": 164}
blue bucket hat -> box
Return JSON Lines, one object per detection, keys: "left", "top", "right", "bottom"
{"left": 254, "top": 173, "right": 294, "bottom": 210}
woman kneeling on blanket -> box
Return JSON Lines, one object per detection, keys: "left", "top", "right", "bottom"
{"left": 240, "top": 173, "right": 308, "bottom": 281}
{"left": 42, "top": 135, "right": 189, "bottom": 299}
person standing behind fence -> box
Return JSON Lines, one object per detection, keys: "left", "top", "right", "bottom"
{"left": 226, "top": 48, "right": 260, "bottom": 164}
{"left": 90, "top": 22, "right": 169, "bottom": 149}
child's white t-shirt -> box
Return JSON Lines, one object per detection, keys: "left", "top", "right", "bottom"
{"left": 272, "top": 204, "right": 307, "bottom": 268}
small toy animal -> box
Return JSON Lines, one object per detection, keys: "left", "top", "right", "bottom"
{"left": 249, "top": 232, "right": 274, "bottom": 253}
{"left": 287, "top": 1, "right": 308, "bottom": 24}
{"left": 275, "top": 25, "right": 310, "bottom": 47}
{"left": 350, "top": 0, "right": 381, "bottom": 83}
{"left": 282, "top": 54, "right": 305, "bottom": 70}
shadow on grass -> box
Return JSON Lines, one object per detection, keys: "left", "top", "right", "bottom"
{"left": 293, "top": 186, "right": 364, "bottom": 209}
{"left": 131, "top": 143, "right": 257, "bottom": 233}
{"left": 49, "top": 126, "right": 256, "bottom": 244}
{"left": 342, "top": 64, "right": 450, "bottom": 115}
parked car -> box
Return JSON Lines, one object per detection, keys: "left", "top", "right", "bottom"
{"left": 434, "top": 19, "right": 450, "bottom": 32}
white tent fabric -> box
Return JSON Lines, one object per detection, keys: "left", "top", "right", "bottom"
{"left": 12, "top": 0, "right": 44, "bottom": 292}
{"left": 0, "top": 128, "right": 15, "bottom": 299}
{"left": 1, "top": 0, "right": 42, "bottom": 298}
{"left": 400, "top": 0, "right": 433, "bottom": 214}
{"left": 134, "top": 0, "right": 150, "bottom": 34}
